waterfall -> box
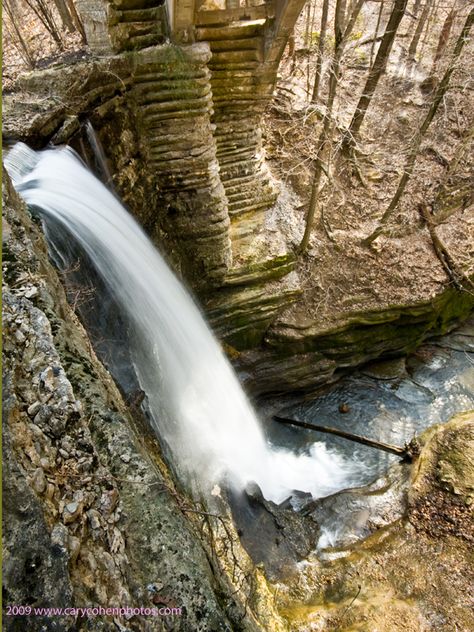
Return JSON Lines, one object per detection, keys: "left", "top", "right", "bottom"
{"left": 84, "top": 120, "right": 113, "bottom": 188}
{"left": 5, "top": 143, "right": 357, "bottom": 504}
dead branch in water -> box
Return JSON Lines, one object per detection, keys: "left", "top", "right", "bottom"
{"left": 273, "top": 415, "right": 419, "bottom": 460}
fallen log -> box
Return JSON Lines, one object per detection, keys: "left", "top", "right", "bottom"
{"left": 273, "top": 415, "right": 418, "bottom": 461}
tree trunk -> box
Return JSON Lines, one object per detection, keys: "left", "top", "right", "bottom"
{"left": 369, "top": 0, "right": 385, "bottom": 68}
{"left": 64, "top": 0, "right": 87, "bottom": 43}
{"left": 334, "top": 0, "right": 347, "bottom": 46}
{"left": 23, "top": 0, "right": 64, "bottom": 49}
{"left": 273, "top": 416, "right": 414, "bottom": 459}
{"left": 53, "top": 0, "right": 75, "bottom": 32}
{"left": 345, "top": 0, "right": 408, "bottom": 147}
{"left": 2, "top": 0, "right": 35, "bottom": 68}
{"left": 362, "top": 5, "right": 474, "bottom": 246}
{"left": 299, "top": 0, "right": 365, "bottom": 253}
{"left": 408, "top": 0, "right": 431, "bottom": 58}
{"left": 420, "top": 0, "right": 440, "bottom": 57}
{"left": 304, "top": 0, "right": 312, "bottom": 47}
{"left": 311, "top": 0, "right": 329, "bottom": 102}
{"left": 431, "top": 4, "right": 456, "bottom": 73}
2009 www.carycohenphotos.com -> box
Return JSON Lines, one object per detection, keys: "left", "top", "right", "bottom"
{"left": 5, "top": 605, "right": 182, "bottom": 618}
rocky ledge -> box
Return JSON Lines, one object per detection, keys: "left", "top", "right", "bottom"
{"left": 272, "top": 411, "right": 474, "bottom": 631}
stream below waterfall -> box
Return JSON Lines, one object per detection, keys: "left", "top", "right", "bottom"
{"left": 267, "top": 318, "right": 474, "bottom": 552}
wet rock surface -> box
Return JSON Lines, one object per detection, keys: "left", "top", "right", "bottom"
{"left": 2, "top": 388, "right": 75, "bottom": 632}
{"left": 226, "top": 484, "right": 319, "bottom": 582}
{"left": 273, "top": 413, "right": 474, "bottom": 631}
{"left": 2, "top": 170, "right": 257, "bottom": 631}
{"left": 302, "top": 462, "right": 411, "bottom": 552}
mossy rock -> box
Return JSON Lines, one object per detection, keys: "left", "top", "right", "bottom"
{"left": 411, "top": 411, "right": 474, "bottom": 505}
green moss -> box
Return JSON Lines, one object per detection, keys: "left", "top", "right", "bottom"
{"left": 225, "top": 253, "right": 297, "bottom": 287}
{"left": 279, "top": 285, "right": 473, "bottom": 356}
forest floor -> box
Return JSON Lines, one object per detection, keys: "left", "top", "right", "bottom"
{"left": 2, "top": 0, "right": 87, "bottom": 92}
{"left": 263, "top": 2, "right": 474, "bottom": 334}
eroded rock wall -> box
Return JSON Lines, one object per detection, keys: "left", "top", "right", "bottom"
{"left": 236, "top": 286, "right": 474, "bottom": 396}
{"left": 130, "top": 44, "right": 232, "bottom": 282}
{"left": 4, "top": 45, "right": 234, "bottom": 286}
{"left": 76, "top": 0, "right": 168, "bottom": 54}
{"left": 1, "top": 171, "right": 257, "bottom": 631}
{"left": 196, "top": 20, "right": 278, "bottom": 218}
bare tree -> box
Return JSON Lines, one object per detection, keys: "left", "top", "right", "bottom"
{"left": 23, "top": 0, "right": 65, "bottom": 49}
{"left": 362, "top": 5, "right": 474, "bottom": 246}
{"left": 2, "top": 0, "right": 35, "bottom": 68}
{"left": 407, "top": 0, "right": 432, "bottom": 60}
{"left": 304, "top": 0, "right": 312, "bottom": 47}
{"left": 344, "top": 0, "right": 408, "bottom": 149}
{"left": 299, "top": 0, "right": 366, "bottom": 253}
{"left": 369, "top": 0, "right": 385, "bottom": 67}
{"left": 64, "top": 0, "right": 87, "bottom": 43}
{"left": 431, "top": 122, "right": 474, "bottom": 223}
{"left": 53, "top": 0, "right": 75, "bottom": 32}
{"left": 420, "top": 0, "right": 440, "bottom": 56}
{"left": 431, "top": 1, "right": 457, "bottom": 73}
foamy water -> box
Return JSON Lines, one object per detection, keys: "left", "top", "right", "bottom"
{"left": 6, "top": 143, "right": 360, "bottom": 503}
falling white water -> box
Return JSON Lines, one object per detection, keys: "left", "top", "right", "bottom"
{"left": 6, "top": 143, "right": 359, "bottom": 503}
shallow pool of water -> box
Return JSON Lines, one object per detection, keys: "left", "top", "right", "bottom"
{"left": 267, "top": 318, "right": 474, "bottom": 549}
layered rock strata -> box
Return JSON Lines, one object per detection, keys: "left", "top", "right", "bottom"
{"left": 130, "top": 44, "right": 232, "bottom": 281}
{"left": 76, "top": 0, "right": 168, "bottom": 54}
{"left": 237, "top": 285, "right": 474, "bottom": 396}
{"left": 3, "top": 45, "right": 234, "bottom": 285}
{"left": 196, "top": 19, "right": 278, "bottom": 219}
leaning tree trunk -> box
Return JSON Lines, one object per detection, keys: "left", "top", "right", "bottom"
{"left": 431, "top": 3, "right": 456, "bottom": 73}
{"left": 64, "top": 0, "right": 87, "bottom": 42}
{"left": 2, "top": 0, "right": 35, "bottom": 68}
{"left": 362, "top": 5, "right": 474, "bottom": 246}
{"left": 23, "top": 0, "right": 64, "bottom": 49}
{"left": 311, "top": 0, "right": 330, "bottom": 102}
{"left": 53, "top": 0, "right": 75, "bottom": 32}
{"left": 344, "top": 0, "right": 408, "bottom": 148}
{"left": 420, "top": 0, "right": 440, "bottom": 57}
{"left": 304, "top": 0, "right": 312, "bottom": 47}
{"left": 369, "top": 0, "right": 385, "bottom": 68}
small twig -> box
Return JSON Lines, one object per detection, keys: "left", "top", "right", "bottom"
{"left": 336, "top": 584, "right": 362, "bottom": 629}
